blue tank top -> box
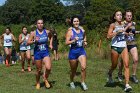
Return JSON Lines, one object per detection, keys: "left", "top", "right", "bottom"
{"left": 70, "top": 28, "right": 84, "bottom": 48}
{"left": 34, "top": 29, "right": 48, "bottom": 51}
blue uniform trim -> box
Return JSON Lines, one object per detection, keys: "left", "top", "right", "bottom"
{"left": 68, "top": 47, "right": 86, "bottom": 60}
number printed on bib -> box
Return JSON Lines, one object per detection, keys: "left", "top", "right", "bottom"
{"left": 38, "top": 44, "right": 46, "bottom": 51}
{"left": 77, "top": 40, "right": 83, "bottom": 47}
{"left": 116, "top": 35, "right": 125, "bottom": 42}
{"left": 127, "top": 35, "right": 135, "bottom": 41}
{"left": 6, "top": 39, "right": 11, "bottom": 43}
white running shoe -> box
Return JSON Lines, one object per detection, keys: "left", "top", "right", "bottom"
{"left": 124, "top": 84, "right": 132, "bottom": 92}
{"left": 81, "top": 82, "right": 88, "bottom": 91}
{"left": 132, "top": 75, "right": 139, "bottom": 84}
{"left": 118, "top": 74, "right": 123, "bottom": 82}
{"left": 70, "top": 82, "right": 76, "bottom": 89}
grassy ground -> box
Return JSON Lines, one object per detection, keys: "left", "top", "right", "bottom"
{"left": 0, "top": 58, "right": 140, "bottom": 93}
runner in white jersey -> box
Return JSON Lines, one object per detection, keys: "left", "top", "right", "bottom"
{"left": 19, "top": 26, "right": 31, "bottom": 72}
{"left": 107, "top": 10, "right": 132, "bottom": 92}
{"left": 1, "top": 27, "right": 16, "bottom": 67}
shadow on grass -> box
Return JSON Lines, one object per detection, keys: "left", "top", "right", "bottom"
{"left": 76, "top": 72, "right": 81, "bottom": 76}
{"left": 67, "top": 71, "right": 81, "bottom": 76}
{"left": 33, "top": 80, "right": 56, "bottom": 89}
{"left": 104, "top": 81, "right": 124, "bottom": 89}
{"left": 104, "top": 82, "right": 133, "bottom": 93}
{"left": 67, "top": 81, "right": 83, "bottom": 90}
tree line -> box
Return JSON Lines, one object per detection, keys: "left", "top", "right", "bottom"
{"left": 0, "top": 0, "right": 140, "bottom": 30}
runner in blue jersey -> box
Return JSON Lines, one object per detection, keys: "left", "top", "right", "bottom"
{"left": 27, "top": 19, "right": 53, "bottom": 89}
{"left": 65, "top": 16, "right": 88, "bottom": 91}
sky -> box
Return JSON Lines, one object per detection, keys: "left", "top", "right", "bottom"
{"left": 60, "top": 0, "right": 73, "bottom": 6}
{"left": 0, "top": 0, "right": 6, "bottom": 6}
{"left": 0, "top": 0, "right": 73, "bottom": 6}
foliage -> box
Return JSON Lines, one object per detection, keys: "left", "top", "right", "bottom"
{"left": 1, "top": 0, "right": 140, "bottom": 55}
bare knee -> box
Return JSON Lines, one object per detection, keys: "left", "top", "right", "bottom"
{"left": 124, "top": 63, "right": 129, "bottom": 69}
{"left": 46, "top": 67, "right": 51, "bottom": 71}
{"left": 133, "top": 59, "right": 138, "bottom": 64}
{"left": 6, "top": 53, "right": 10, "bottom": 56}
{"left": 81, "top": 66, "right": 86, "bottom": 71}
{"left": 27, "top": 56, "right": 31, "bottom": 60}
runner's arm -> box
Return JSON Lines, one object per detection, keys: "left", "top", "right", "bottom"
{"left": 107, "top": 24, "right": 116, "bottom": 39}
{"left": 27, "top": 32, "right": 35, "bottom": 45}
{"left": 19, "top": 34, "right": 25, "bottom": 44}
{"left": 65, "top": 29, "right": 76, "bottom": 45}
{"left": 47, "top": 30, "right": 53, "bottom": 49}
{"left": 11, "top": 34, "right": 16, "bottom": 42}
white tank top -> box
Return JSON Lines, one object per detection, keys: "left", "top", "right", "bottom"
{"left": 3, "top": 33, "right": 13, "bottom": 47}
{"left": 111, "top": 23, "right": 126, "bottom": 47}
{"left": 20, "top": 34, "right": 31, "bottom": 50}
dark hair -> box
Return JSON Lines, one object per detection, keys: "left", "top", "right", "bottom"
{"left": 124, "top": 10, "right": 133, "bottom": 20}
{"left": 31, "top": 26, "right": 36, "bottom": 31}
{"left": 36, "top": 19, "right": 44, "bottom": 24}
{"left": 50, "top": 28, "right": 56, "bottom": 33}
{"left": 22, "top": 26, "right": 27, "bottom": 30}
{"left": 50, "top": 28, "right": 58, "bottom": 40}
{"left": 6, "top": 27, "right": 11, "bottom": 32}
{"left": 21, "top": 26, "right": 28, "bottom": 34}
{"left": 110, "top": 10, "right": 122, "bottom": 23}
{"left": 70, "top": 15, "right": 80, "bottom": 27}
{"left": 124, "top": 10, "right": 133, "bottom": 15}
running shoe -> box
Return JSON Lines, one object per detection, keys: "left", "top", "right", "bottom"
{"left": 5, "top": 61, "right": 10, "bottom": 67}
{"left": 81, "top": 82, "right": 88, "bottom": 91}
{"left": 132, "top": 75, "right": 139, "bottom": 83}
{"left": 12, "top": 61, "right": 14, "bottom": 64}
{"left": 70, "top": 82, "right": 76, "bottom": 89}
{"left": 36, "top": 83, "right": 40, "bottom": 89}
{"left": 107, "top": 73, "right": 114, "bottom": 83}
{"left": 124, "top": 84, "right": 132, "bottom": 92}
{"left": 44, "top": 80, "right": 51, "bottom": 88}
{"left": 118, "top": 74, "right": 123, "bottom": 82}
{"left": 28, "top": 66, "right": 31, "bottom": 72}
{"left": 21, "top": 69, "right": 25, "bottom": 72}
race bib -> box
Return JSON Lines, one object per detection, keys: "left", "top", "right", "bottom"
{"left": 127, "top": 35, "right": 135, "bottom": 41}
{"left": 116, "top": 35, "right": 125, "bottom": 42}
{"left": 6, "top": 39, "right": 11, "bottom": 43}
{"left": 77, "top": 40, "right": 83, "bottom": 47}
{"left": 22, "top": 41, "right": 27, "bottom": 46}
{"left": 38, "top": 44, "right": 46, "bottom": 51}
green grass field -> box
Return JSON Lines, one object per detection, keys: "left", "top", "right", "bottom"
{"left": 0, "top": 58, "right": 140, "bottom": 93}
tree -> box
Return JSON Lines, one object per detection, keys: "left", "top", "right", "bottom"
{"left": 0, "top": 0, "right": 34, "bottom": 25}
